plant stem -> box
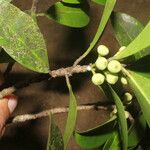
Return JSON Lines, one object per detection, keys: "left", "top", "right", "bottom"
{"left": 49, "top": 65, "right": 89, "bottom": 78}
{"left": 36, "top": 13, "right": 46, "bottom": 17}
{"left": 9, "top": 104, "right": 109, "bottom": 124}
{"left": 0, "top": 65, "right": 90, "bottom": 96}
{"left": 31, "top": 0, "right": 39, "bottom": 20}
{"left": 31, "top": 0, "right": 38, "bottom": 14}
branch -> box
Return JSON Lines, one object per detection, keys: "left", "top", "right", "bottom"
{"left": 31, "top": 0, "right": 39, "bottom": 14}
{"left": 9, "top": 104, "right": 109, "bottom": 124}
{"left": 49, "top": 65, "right": 90, "bottom": 78}
{"left": 15, "top": 65, "right": 90, "bottom": 90}
{"left": 0, "top": 65, "right": 90, "bottom": 95}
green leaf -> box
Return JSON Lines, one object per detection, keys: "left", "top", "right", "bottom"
{"left": 74, "top": 0, "right": 116, "bottom": 62}
{"left": 0, "top": 2, "right": 49, "bottom": 73}
{"left": 124, "top": 69, "right": 150, "bottom": 127}
{"left": 90, "top": 0, "right": 116, "bottom": 46}
{"left": 63, "top": 76, "right": 77, "bottom": 149}
{"left": 92, "top": 0, "right": 107, "bottom": 5}
{"left": 0, "top": 0, "right": 12, "bottom": 2}
{"left": 109, "top": 86, "right": 128, "bottom": 150}
{"left": 114, "top": 21, "right": 150, "bottom": 60}
{"left": 46, "top": 2, "right": 89, "bottom": 28}
{"left": 111, "top": 12, "right": 150, "bottom": 62}
{"left": 62, "top": 0, "right": 84, "bottom": 4}
{"left": 111, "top": 12, "right": 144, "bottom": 47}
{"left": 47, "top": 114, "right": 64, "bottom": 150}
{"left": 103, "top": 132, "right": 120, "bottom": 150}
{"left": 128, "top": 114, "right": 147, "bottom": 148}
{"left": 74, "top": 117, "right": 116, "bottom": 149}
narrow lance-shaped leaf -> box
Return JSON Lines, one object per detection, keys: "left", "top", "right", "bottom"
{"left": 0, "top": 2, "right": 49, "bottom": 73}
{"left": 62, "top": 0, "right": 84, "bottom": 4}
{"left": 92, "top": 0, "right": 107, "bottom": 5}
{"left": 46, "top": 2, "right": 90, "bottom": 28}
{"left": 47, "top": 114, "right": 64, "bottom": 150}
{"left": 63, "top": 76, "right": 77, "bottom": 149}
{"left": 114, "top": 21, "right": 150, "bottom": 60}
{"left": 75, "top": 0, "right": 116, "bottom": 63}
{"left": 103, "top": 132, "right": 120, "bottom": 150}
{"left": 90, "top": 0, "right": 116, "bottom": 47}
{"left": 74, "top": 117, "right": 116, "bottom": 149}
{"left": 109, "top": 85, "right": 128, "bottom": 150}
{"left": 0, "top": 0, "right": 12, "bottom": 2}
{"left": 123, "top": 69, "right": 150, "bottom": 127}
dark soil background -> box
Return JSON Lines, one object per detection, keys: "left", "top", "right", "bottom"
{"left": 0, "top": 0, "right": 150, "bottom": 150}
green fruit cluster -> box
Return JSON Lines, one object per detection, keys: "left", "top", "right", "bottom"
{"left": 91, "top": 45, "right": 123, "bottom": 86}
{"left": 91, "top": 45, "right": 134, "bottom": 112}
{"left": 92, "top": 45, "right": 132, "bottom": 104}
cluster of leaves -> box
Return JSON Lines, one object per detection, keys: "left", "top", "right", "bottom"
{"left": 0, "top": 0, "right": 150, "bottom": 150}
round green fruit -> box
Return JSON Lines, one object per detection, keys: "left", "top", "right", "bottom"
{"left": 114, "top": 46, "right": 126, "bottom": 57}
{"left": 106, "top": 73, "right": 118, "bottom": 85}
{"left": 91, "top": 73, "right": 105, "bottom": 85}
{"left": 121, "top": 77, "right": 128, "bottom": 85}
{"left": 125, "top": 111, "right": 130, "bottom": 119}
{"left": 95, "top": 57, "right": 108, "bottom": 70}
{"left": 119, "top": 46, "right": 126, "bottom": 52}
{"left": 110, "top": 106, "right": 117, "bottom": 117}
{"left": 97, "top": 45, "right": 109, "bottom": 56}
{"left": 124, "top": 92, "right": 133, "bottom": 102}
{"left": 107, "top": 60, "right": 122, "bottom": 73}
{"left": 112, "top": 106, "right": 117, "bottom": 114}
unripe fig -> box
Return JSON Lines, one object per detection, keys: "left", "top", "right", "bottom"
{"left": 114, "top": 46, "right": 126, "bottom": 57}
{"left": 121, "top": 77, "right": 128, "bottom": 85}
{"left": 87, "top": 66, "right": 92, "bottom": 71}
{"left": 110, "top": 106, "right": 117, "bottom": 117}
{"left": 106, "top": 73, "right": 118, "bottom": 85}
{"left": 107, "top": 60, "right": 122, "bottom": 73}
{"left": 97, "top": 45, "right": 109, "bottom": 56}
{"left": 124, "top": 92, "right": 133, "bottom": 102}
{"left": 95, "top": 57, "right": 108, "bottom": 70}
{"left": 119, "top": 46, "right": 126, "bottom": 51}
{"left": 91, "top": 73, "right": 105, "bottom": 85}
{"left": 125, "top": 111, "right": 130, "bottom": 119}
{"left": 112, "top": 107, "right": 117, "bottom": 114}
